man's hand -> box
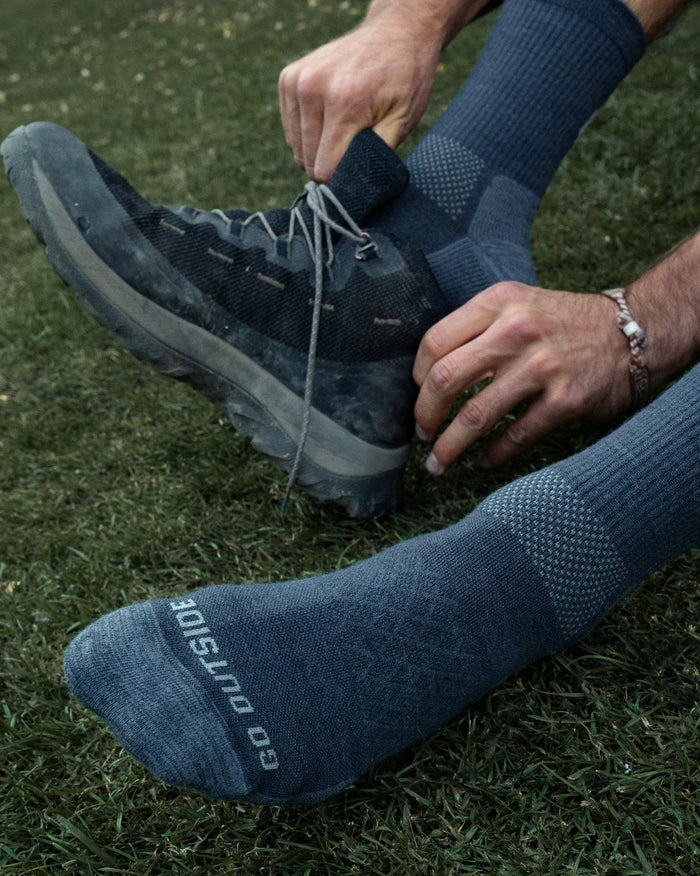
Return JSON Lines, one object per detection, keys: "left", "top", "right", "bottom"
{"left": 278, "top": 22, "right": 441, "bottom": 182}
{"left": 413, "top": 282, "right": 632, "bottom": 472}
{"left": 278, "top": 0, "right": 492, "bottom": 181}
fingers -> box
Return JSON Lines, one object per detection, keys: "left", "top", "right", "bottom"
{"left": 413, "top": 288, "right": 518, "bottom": 441}
{"left": 304, "top": 109, "right": 406, "bottom": 183}
{"left": 371, "top": 115, "right": 409, "bottom": 153}
{"left": 278, "top": 25, "right": 437, "bottom": 181}
{"left": 425, "top": 381, "right": 580, "bottom": 474}
{"left": 413, "top": 282, "right": 598, "bottom": 473}
{"left": 279, "top": 56, "right": 366, "bottom": 181}
{"left": 313, "top": 121, "right": 359, "bottom": 183}
{"left": 278, "top": 88, "right": 302, "bottom": 170}
{"left": 279, "top": 64, "right": 321, "bottom": 177}
{"left": 413, "top": 282, "right": 636, "bottom": 474}
{"left": 413, "top": 296, "right": 498, "bottom": 389}
{"left": 423, "top": 368, "right": 540, "bottom": 474}
{"left": 310, "top": 116, "right": 404, "bottom": 181}
{"left": 414, "top": 339, "right": 495, "bottom": 443}
{"left": 479, "top": 391, "right": 579, "bottom": 467}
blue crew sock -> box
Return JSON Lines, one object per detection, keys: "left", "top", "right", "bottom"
{"left": 374, "top": 0, "right": 647, "bottom": 308}
{"left": 64, "top": 363, "right": 700, "bottom": 805}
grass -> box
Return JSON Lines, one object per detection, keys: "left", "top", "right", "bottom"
{"left": 1, "top": 0, "right": 699, "bottom": 873}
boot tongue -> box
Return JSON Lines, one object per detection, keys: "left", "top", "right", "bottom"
{"left": 325, "top": 129, "right": 409, "bottom": 223}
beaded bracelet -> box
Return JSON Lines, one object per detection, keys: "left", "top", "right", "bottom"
{"left": 601, "top": 287, "right": 649, "bottom": 408}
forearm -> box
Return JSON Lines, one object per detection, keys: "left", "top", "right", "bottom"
{"left": 363, "top": 0, "right": 496, "bottom": 48}
{"left": 626, "top": 228, "right": 700, "bottom": 389}
{"left": 362, "top": 0, "right": 691, "bottom": 56}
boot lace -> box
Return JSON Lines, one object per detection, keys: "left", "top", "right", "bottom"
{"left": 213, "top": 182, "right": 378, "bottom": 514}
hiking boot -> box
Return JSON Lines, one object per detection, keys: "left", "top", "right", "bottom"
{"left": 1, "top": 122, "right": 447, "bottom": 516}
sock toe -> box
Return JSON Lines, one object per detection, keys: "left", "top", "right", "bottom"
{"left": 63, "top": 602, "right": 250, "bottom": 800}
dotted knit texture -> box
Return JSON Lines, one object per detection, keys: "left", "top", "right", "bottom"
{"left": 407, "top": 134, "right": 485, "bottom": 221}
{"left": 482, "top": 468, "right": 628, "bottom": 640}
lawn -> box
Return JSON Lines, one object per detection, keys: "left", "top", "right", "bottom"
{"left": 1, "top": 1, "right": 698, "bottom": 873}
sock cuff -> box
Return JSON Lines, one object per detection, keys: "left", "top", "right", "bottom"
{"left": 561, "top": 362, "right": 700, "bottom": 580}
{"left": 534, "top": 0, "right": 647, "bottom": 67}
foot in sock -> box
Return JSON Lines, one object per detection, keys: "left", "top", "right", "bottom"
{"left": 373, "top": 0, "right": 647, "bottom": 309}
{"left": 63, "top": 361, "right": 700, "bottom": 805}
{"left": 0, "top": 122, "right": 446, "bottom": 517}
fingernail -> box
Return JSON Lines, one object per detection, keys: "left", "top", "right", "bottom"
{"left": 426, "top": 453, "right": 444, "bottom": 476}
{"left": 415, "top": 423, "right": 429, "bottom": 442}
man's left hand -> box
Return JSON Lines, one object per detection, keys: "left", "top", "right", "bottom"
{"left": 413, "top": 281, "right": 631, "bottom": 471}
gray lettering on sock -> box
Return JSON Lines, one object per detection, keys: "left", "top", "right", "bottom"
{"left": 248, "top": 727, "right": 270, "bottom": 746}
{"left": 168, "top": 598, "right": 279, "bottom": 771}
{"left": 229, "top": 695, "right": 254, "bottom": 714}
{"left": 170, "top": 598, "right": 197, "bottom": 611}
{"left": 248, "top": 728, "right": 280, "bottom": 771}
{"left": 181, "top": 626, "right": 211, "bottom": 638}
{"left": 407, "top": 133, "right": 485, "bottom": 220}
{"left": 482, "top": 469, "right": 629, "bottom": 640}
{"left": 177, "top": 610, "right": 207, "bottom": 628}
{"left": 200, "top": 658, "right": 228, "bottom": 674}
{"left": 189, "top": 636, "right": 219, "bottom": 657}
{"left": 259, "top": 748, "right": 279, "bottom": 771}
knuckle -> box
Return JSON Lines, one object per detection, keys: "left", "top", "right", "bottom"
{"left": 503, "top": 311, "right": 541, "bottom": 345}
{"left": 527, "top": 347, "right": 559, "bottom": 381}
{"left": 544, "top": 388, "right": 578, "bottom": 421}
{"left": 503, "top": 419, "right": 530, "bottom": 449}
{"left": 421, "top": 322, "right": 450, "bottom": 363}
{"left": 456, "top": 397, "right": 489, "bottom": 433}
{"left": 279, "top": 62, "right": 303, "bottom": 92}
{"left": 295, "top": 70, "right": 323, "bottom": 103}
{"left": 428, "top": 357, "right": 460, "bottom": 395}
{"left": 484, "top": 280, "right": 527, "bottom": 309}
{"left": 326, "top": 80, "right": 353, "bottom": 105}
{"left": 489, "top": 280, "right": 521, "bottom": 300}
{"left": 326, "top": 83, "right": 365, "bottom": 119}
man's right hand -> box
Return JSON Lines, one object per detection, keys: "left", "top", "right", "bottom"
{"left": 278, "top": 20, "right": 441, "bottom": 182}
{"left": 278, "top": 0, "right": 494, "bottom": 182}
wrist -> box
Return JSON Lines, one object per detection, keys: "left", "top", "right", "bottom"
{"left": 625, "top": 229, "right": 700, "bottom": 389}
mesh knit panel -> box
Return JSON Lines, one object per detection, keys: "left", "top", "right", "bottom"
{"left": 429, "top": 0, "right": 646, "bottom": 196}
{"left": 407, "top": 134, "right": 486, "bottom": 221}
{"left": 481, "top": 468, "right": 629, "bottom": 640}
